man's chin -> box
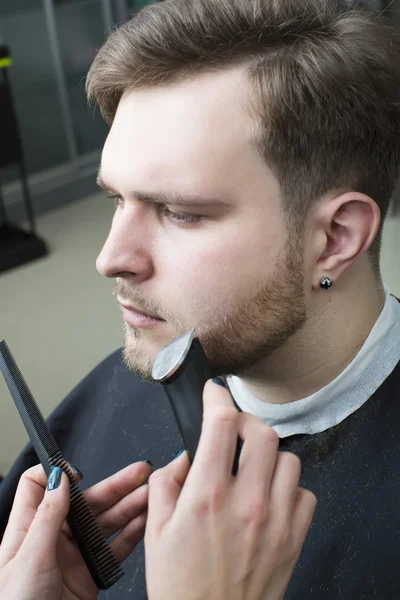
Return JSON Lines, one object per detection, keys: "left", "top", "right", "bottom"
{"left": 122, "top": 324, "right": 179, "bottom": 382}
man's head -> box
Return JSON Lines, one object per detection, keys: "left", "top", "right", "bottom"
{"left": 86, "top": 0, "right": 400, "bottom": 381}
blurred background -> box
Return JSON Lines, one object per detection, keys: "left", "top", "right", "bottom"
{"left": 0, "top": 0, "right": 399, "bottom": 477}
{"left": 0, "top": 0, "right": 161, "bottom": 477}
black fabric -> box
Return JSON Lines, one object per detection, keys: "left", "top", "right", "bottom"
{"left": 0, "top": 348, "right": 400, "bottom": 599}
{"left": 281, "top": 358, "right": 400, "bottom": 600}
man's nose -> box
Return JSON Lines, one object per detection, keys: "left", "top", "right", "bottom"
{"left": 96, "top": 211, "right": 153, "bottom": 281}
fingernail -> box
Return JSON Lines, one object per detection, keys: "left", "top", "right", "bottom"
{"left": 173, "top": 447, "right": 185, "bottom": 460}
{"left": 140, "top": 460, "right": 154, "bottom": 486}
{"left": 47, "top": 466, "right": 62, "bottom": 491}
{"left": 212, "top": 376, "right": 226, "bottom": 388}
{"left": 71, "top": 465, "right": 84, "bottom": 479}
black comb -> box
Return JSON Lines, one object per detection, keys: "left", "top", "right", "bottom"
{"left": 0, "top": 339, "right": 124, "bottom": 590}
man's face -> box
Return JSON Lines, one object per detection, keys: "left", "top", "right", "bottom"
{"left": 96, "top": 67, "right": 306, "bottom": 381}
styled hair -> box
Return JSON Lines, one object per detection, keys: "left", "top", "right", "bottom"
{"left": 86, "top": 0, "right": 400, "bottom": 269}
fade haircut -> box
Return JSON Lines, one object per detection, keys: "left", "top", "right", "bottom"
{"left": 86, "top": 0, "right": 400, "bottom": 271}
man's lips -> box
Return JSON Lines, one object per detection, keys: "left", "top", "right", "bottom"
{"left": 117, "top": 299, "right": 164, "bottom": 321}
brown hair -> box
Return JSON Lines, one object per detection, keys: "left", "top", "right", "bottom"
{"left": 86, "top": 0, "right": 400, "bottom": 270}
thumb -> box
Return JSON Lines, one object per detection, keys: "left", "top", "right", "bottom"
{"left": 19, "top": 467, "right": 70, "bottom": 568}
{"left": 147, "top": 450, "right": 190, "bottom": 535}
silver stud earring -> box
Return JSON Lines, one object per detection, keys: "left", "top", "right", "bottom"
{"left": 320, "top": 277, "right": 333, "bottom": 290}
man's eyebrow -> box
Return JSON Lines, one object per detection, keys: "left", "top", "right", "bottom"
{"left": 96, "top": 173, "right": 230, "bottom": 207}
{"left": 133, "top": 191, "right": 231, "bottom": 207}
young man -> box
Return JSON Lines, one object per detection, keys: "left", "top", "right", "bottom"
{"left": 1, "top": 0, "right": 399, "bottom": 598}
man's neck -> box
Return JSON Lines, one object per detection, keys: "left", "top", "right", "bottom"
{"left": 240, "top": 266, "right": 386, "bottom": 404}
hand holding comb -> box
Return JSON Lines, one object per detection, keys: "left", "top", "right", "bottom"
{"left": 0, "top": 339, "right": 124, "bottom": 590}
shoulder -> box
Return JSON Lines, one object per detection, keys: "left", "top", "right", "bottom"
{"left": 47, "top": 348, "right": 164, "bottom": 434}
{"left": 50, "top": 348, "right": 127, "bottom": 417}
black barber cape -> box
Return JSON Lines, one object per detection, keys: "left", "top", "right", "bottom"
{"left": 0, "top": 348, "right": 400, "bottom": 600}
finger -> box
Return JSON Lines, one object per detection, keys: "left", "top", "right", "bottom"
{"left": 233, "top": 413, "right": 279, "bottom": 501}
{"left": 268, "top": 452, "right": 302, "bottom": 526}
{"left": 61, "top": 462, "right": 152, "bottom": 539}
{"left": 183, "top": 379, "right": 239, "bottom": 495}
{"left": 95, "top": 483, "right": 149, "bottom": 538}
{"left": 18, "top": 468, "right": 70, "bottom": 569}
{"left": 81, "top": 462, "right": 153, "bottom": 515}
{"left": 291, "top": 488, "right": 317, "bottom": 553}
{"left": 0, "top": 464, "right": 48, "bottom": 567}
{"left": 146, "top": 451, "right": 190, "bottom": 535}
{"left": 110, "top": 510, "right": 148, "bottom": 563}
{"left": 0, "top": 461, "right": 81, "bottom": 568}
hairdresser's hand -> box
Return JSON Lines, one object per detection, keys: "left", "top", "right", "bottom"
{"left": 145, "top": 379, "right": 317, "bottom": 600}
{"left": 0, "top": 460, "right": 152, "bottom": 600}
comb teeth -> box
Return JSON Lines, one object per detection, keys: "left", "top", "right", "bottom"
{"left": 0, "top": 340, "right": 124, "bottom": 589}
{"left": 49, "top": 452, "right": 124, "bottom": 588}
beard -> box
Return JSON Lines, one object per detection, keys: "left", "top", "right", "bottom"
{"left": 119, "top": 237, "right": 307, "bottom": 382}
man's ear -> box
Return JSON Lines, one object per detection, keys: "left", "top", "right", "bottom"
{"left": 310, "top": 192, "right": 381, "bottom": 289}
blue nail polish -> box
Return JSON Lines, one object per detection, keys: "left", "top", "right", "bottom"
{"left": 141, "top": 459, "right": 154, "bottom": 468}
{"left": 173, "top": 447, "right": 185, "bottom": 460}
{"left": 71, "top": 465, "right": 84, "bottom": 478}
{"left": 47, "top": 466, "right": 62, "bottom": 491}
{"left": 212, "top": 376, "right": 226, "bottom": 388}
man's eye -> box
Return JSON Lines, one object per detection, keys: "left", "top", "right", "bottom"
{"left": 105, "top": 195, "right": 203, "bottom": 225}
{"left": 161, "top": 205, "right": 204, "bottom": 225}
{"left": 106, "top": 193, "right": 123, "bottom": 209}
